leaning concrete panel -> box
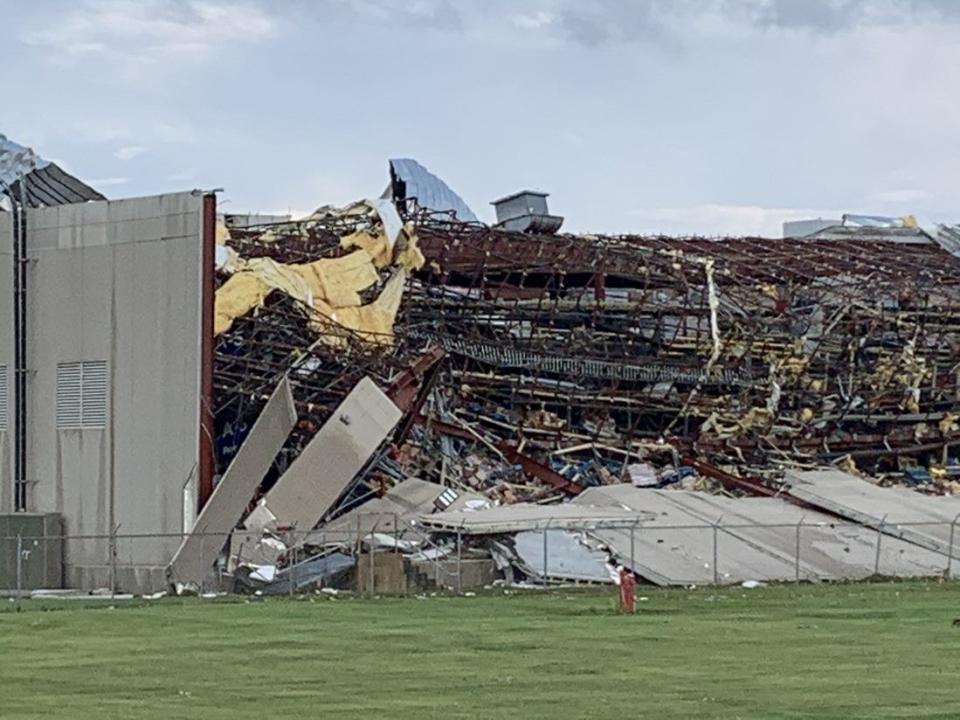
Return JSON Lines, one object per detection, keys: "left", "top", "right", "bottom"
{"left": 786, "top": 469, "right": 960, "bottom": 560}
{"left": 647, "top": 490, "right": 950, "bottom": 580}
{"left": 257, "top": 376, "right": 401, "bottom": 530}
{"left": 168, "top": 377, "right": 296, "bottom": 587}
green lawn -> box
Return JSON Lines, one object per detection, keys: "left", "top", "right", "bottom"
{"left": 2, "top": 582, "right": 960, "bottom": 719}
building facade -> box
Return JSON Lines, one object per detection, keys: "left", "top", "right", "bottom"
{"left": 0, "top": 192, "right": 213, "bottom": 591}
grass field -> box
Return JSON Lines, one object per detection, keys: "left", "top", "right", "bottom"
{"left": 2, "top": 581, "right": 960, "bottom": 719}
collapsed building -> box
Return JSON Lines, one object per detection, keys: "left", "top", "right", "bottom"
{"left": 2, "top": 146, "right": 959, "bottom": 593}
{"left": 185, "top": 172, "right": 960, "bottom": 594}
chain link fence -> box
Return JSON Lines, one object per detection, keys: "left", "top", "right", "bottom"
{"left": 3, "top": 515, "right": 960, "bottom": 599}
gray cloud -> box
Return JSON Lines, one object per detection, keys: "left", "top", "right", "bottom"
{"left": 744, "top": 0, "right": 960, "bottom": 32}
{"left": 555, "top": 1, "right": 664, "bottom": 47}
{"left": 303, "top": 0, "right": 960, "bottom": 45}
{"left": 300, "top": 0, "right": 463, "bottom": 32}
{"left": 749, "top": 0, "right": 862, "bottom": 31}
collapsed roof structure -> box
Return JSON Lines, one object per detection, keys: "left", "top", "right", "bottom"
{"left": 171, "top": 161, "right": 960, "bottom": 592}
{"left": 0, "top": 135, "right": 105, "bottom": 208}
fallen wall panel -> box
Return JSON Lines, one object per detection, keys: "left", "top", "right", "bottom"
{"left": 647, "top": 490, "right": 949, "bottom": 580}
{"left": 575, "top": 487, "right": 799, "bottom": 586}
{"left": 168, "top": 377, "right": 296, "bottom": 587}
{"left": 255, "top": 376, "right": 401, "bottom": 530}
{"left": 786, "top": 469, "right": 960, "bottom": 559}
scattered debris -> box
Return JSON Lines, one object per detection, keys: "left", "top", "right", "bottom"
{"left": 172, "top": 165, "right": 960, "bottom": 594}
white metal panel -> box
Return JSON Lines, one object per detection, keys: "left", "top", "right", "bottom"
{"left": 56, "top": 361, "right": 107, "bottom": 429}
{"left": 55, "top": 362, "right": 83, "bottom": 428}
{"left": 80, "top": 360, "right": 108, "bottom": 427}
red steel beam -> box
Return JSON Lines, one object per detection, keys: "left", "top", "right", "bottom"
{"left": 496, "top": 442, "right": 584, "bottom": 497}
{"left": 198, "top": 193, "right": 217, "bottom": 510}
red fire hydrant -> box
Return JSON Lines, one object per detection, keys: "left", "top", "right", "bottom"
{"left": 618, "top": 567, "right": 636, "bottom": 614}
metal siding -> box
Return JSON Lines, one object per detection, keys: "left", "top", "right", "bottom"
{"left": 389, "top": 158, "right": 479, "bottom": 222}
{"left": 55, "top": 362, "right": 83, "bottom": 428}
{"left": 81, "top": 360, "right": 108, "bottom": 427}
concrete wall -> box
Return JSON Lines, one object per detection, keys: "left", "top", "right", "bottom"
{"left": 0, "top": 193, "right": 205, "bottom": 591}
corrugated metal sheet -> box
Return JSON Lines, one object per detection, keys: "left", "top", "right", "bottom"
{"left": 388, "top": 158, "right": 478, "bottom": 222}
{"left": 934, "top": 224, "right": 960, "bottom": 258}
{"left": 0, "top": 134, "right": 105, "bottom": 207}
{"left": 0, "top": 136, "right": 49, "bottom": 189}
{"left": 804, "top": 225, "right": 932, "bottom": 244}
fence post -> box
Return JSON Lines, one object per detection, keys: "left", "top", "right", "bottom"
{"left": 874, "top": 514, "right": 887, "bottom": 577}
{"left": 109, "top": 525, "right": 119, "bottom": 596}
{"left": 795, "top": 515, "right": 806, "bottom": 583}
{"left": 712, "top": 516, "right": 723, "bottom": 585}
{"left": 289, "top": 539, "right": 296, "bottom": 599}
{"left": 15, "top": 533, "right": 23, "bottom": 608}
{"left": 629, "top": 521, "right": 637, "bottom": 574}
{"left": 369, "top": 519, "right": 378, "bottom": 597}
{"left": 456, "top": 529, "right": 463, "bottom": 595}
{"left": 198, "top": 533, "right": 206, "bottom": 595}
{"left": 542, "top": 519, "right": 551, "bottom": 584}
{"left": 948, "top": 513, "right": 960, "bottom": 580}
{"left": 394, "top": 513, "right": 399, "bottom": 554}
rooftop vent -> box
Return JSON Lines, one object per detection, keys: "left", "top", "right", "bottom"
{"left": 491, "top": 190, "right": 563, "bottom": 234}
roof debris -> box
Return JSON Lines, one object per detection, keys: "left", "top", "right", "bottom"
{"left": 170, "top": 163, "right": 960, "bottom": 593}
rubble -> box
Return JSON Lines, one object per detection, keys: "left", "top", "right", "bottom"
{"left": 168, "top": 173, "right": 960, "bottom": 593}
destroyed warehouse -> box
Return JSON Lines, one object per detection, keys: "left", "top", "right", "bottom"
{"left": 2, "top": 142, "right": 960, "bottom": 594}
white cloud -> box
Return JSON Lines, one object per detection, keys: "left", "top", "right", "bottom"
{"left": 167, "top": 169, "right": 198, "bottom": 182}
{"left": 86, "top": 177, "right": 131, "bottom": 186}
{"left": 113, "top": 145, "right": 146, "bottom": 160}
{"left": 23, "top": 0, "right": 278, "bottom": 69}
{"left": 512, "top": 11, "right": 556, "bottom": 30}
{"left": 866, "top": 188, "right": 929, "bottom": 204}
{"left": 628, "top": 204, "right": 845, "bottom": 237}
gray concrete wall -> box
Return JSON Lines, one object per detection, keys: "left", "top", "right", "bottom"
{"left": 2, "top": 194, "right": 205, "bottom": 592}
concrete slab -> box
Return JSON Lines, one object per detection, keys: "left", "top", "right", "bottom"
{"left": 418, "top": 503, "right": 656, "bottom": 534}
{"left": 575, "top": 486, "right": 799, "bottom": 586}
{"left": 577, "top": 485, "right": 953, "bottom": 583}
{"left": 307, "top": 478, "right": 489, "bottom": 547}
{"left": 646, "top": 490, "right": 950, "bottom": 581}
{"left": 786, "top": 469, "right": 960, "bottom": 561}
{"left": 256, "top": 377, "right": 401, "bottom": 530}
{"left": 167, "top": 377, "right": 296, "bottom": 588}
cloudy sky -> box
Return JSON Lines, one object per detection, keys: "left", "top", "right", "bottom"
{"left": 2, "top": 0, "right": 958, "bottom": 235}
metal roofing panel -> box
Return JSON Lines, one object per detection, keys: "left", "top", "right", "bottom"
{"left": 388, "top": 158, "right": 478, "bottom": 222}
{"left": 933, "top": 224, "right": 960, "bottom": 258}
{"left": 0, "top": 134, "right": 104, "bottom": 206}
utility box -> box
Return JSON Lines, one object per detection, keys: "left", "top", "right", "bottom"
{"left": 491, "top": 191, "right": 564, "bottom": 234}
{"left": 0, "top": 513, "right": 63, "bottom": 591}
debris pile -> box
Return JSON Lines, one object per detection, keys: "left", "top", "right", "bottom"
{"left": 168, "top": 191, "right": 960, "bottom": 593}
